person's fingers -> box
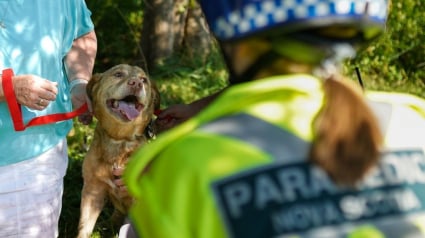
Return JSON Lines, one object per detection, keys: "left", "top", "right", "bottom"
{"left": 119, "top": 186, "right": 128, "bottom": 194}
{"left": 114, "top": 178, "right": 129, "bottom": 197}
{"left": 33, "top": 98, "right": 45, "bottom": 109}
{"left": 155, "top": 117, "right": 186, "bottom": 132}
{"left": 30, "top": 77, "right": 58, "bottom": 98}
{"left": 36, "top": 98, "right": 46, "bottom": 106}
{"left": 32, "top": 90, "right": 56, "bottom": 110}
{"left": 40, "top": 90, "right": 57, "bottom": 101}
{"left": 114, "top": 178, "right": 125, "bottom": 187}
{"left": 112, "top": 167, "right": 129, "bottom": 197}
{"left": 113, "top": 167, "right": 125, "bottom": 177}
{"left": 12, "top": 75, "right": 58, "bottom": 110}
{"left": 157, "top": 110, "right": 174, "bottom": 120}
{"left": 33, "top": 92, "right": 56, "bottom": 110}
{"left": 40, "top": 81, "right": 58, "bottom": 95}
{"left": 35, "top": 81, "right": 57, "bottom": 109}
{"left": 157, "top": 104, "right": 185, "bottom": 119}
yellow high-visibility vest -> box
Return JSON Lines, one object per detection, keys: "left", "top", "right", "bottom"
{"left": 125, "top": 74, "right": 425, "bottom": 238}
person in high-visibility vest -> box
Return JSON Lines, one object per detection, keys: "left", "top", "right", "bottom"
{"left": 125, "top": 0, "right": 425, "bottom": 237}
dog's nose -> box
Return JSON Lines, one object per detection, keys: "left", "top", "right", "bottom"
{"left": 128, "top": 76, "right": 146, "bottom": 89}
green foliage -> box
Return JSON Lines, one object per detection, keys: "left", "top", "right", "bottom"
{"left": 152, "top": 49, "right": 228, "bottom": 107}
{"left": 87, "top": 0, "right": 145, "bottom": 71}
{"left": 346, "top": 0, "right": 425, "bottom": 96}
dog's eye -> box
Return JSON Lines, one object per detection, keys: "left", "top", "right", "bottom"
{"left": 141, "top": 77, "right": 148, "bottom": 83}
{"left": 114, "top": 71, "right": 124, "bottom": 78}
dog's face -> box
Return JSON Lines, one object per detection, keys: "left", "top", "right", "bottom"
{"left": 87, "top": 64, "right": 160, "bottom": 140}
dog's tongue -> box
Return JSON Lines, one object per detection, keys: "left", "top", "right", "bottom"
{"left": 118, "top": 101, "right": 139, "bottom": 120}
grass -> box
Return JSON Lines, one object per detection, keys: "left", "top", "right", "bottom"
{"left": 58, "top": 50, "right": 227, "bottom": 238}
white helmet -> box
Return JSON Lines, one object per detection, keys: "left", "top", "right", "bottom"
{"left": 199, "top": 0, "right": 389, "bottom": 43}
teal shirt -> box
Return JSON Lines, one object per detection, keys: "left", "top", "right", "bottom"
{"left": 0, "top": 0, "right": 94, "bottom": 166}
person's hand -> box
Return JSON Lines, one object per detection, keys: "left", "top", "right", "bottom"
{"left": 155, "top": 91, "right": 222, "bottom": 132}
{"left": 70, "top": 82, "right": 93, "bottom": 125}
{"left": 113, "top": 166, "right": 128, "bottom": 198}
{"left": 155, "top": 104, "right": 195, "bottom": 132}
{"left": 12, "top": 74, "right": 58, "bottom": 110}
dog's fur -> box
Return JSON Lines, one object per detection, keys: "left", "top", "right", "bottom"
{"left": 77, "top": 64, "right": 160, "bottom": 238}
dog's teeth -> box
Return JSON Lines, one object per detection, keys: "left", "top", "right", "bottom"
{"left": 113, "top": 100, "right": 119, "bottom": 108}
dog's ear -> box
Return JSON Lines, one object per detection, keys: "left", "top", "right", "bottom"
{"left": 144, "top": 80, "right": 161, "bottom": 140}
{"left": 86, "top": 73, "right": 102, "bottom": 102}
{"left": 151, "top": 81, "right": 161, "bottom": 111}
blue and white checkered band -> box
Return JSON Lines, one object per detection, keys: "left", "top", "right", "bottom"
{"left": 203, "top": 0, "right": 388, "bottom": 40}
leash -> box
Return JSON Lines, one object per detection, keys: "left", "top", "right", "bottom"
{"left": 2, "top": 68, "right": 88, "bottom": 131}
{"left": 355, "top": 66, "right": 364, "bottom": 90}
{"left": 154, "top": 109, "right": 162, "bottom": 116}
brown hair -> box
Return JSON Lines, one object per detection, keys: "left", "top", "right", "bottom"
{"left": 309, "top": 75, "right": 383, "bottom": 186}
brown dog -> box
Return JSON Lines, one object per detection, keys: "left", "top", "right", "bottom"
{"left": 77, "top": 64, "right": 160, "bottom": 238}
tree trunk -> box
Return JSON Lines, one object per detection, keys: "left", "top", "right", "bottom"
{"left": 140, "top": 0, "right": 214, "bottom": 72}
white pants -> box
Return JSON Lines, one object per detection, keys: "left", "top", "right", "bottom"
{"left": 0, "top": 139, "right": 68, "bottom": 238}
{"left": 119, "top": 218, "right": 139, "bottom": 238}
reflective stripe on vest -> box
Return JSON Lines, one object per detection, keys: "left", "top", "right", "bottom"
{"left": 199, "top": 99, "right": 394, "bottom": 162}
{"left": 200, "top": 113, "right": 310, "bottom": 163}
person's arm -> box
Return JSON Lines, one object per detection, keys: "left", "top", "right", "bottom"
{"left": 65, "top": 30, "right": 97, "bottom": 84}
{"left": 64, "top": 30, "right": 97, "bottom": 124}
{"left": 155, "top": 89, "right": 225, "bottom": 131}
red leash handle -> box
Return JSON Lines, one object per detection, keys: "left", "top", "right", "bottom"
{"left": 2, "top": 68, "right": 25, "bottom": 131}
{"left": 2, "top": 68, "right": 88, "bottom": 131}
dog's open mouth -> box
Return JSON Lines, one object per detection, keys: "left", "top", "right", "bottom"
{"left": 107, "top": 95, "right": 144, "bottom": 121}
